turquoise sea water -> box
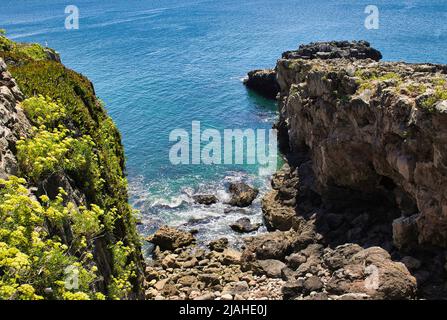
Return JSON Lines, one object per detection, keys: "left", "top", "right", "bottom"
{"left": 2, "top": 0, "right": 447, "bottom": 249}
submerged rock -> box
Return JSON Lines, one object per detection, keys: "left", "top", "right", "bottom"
{"left": 193, "top": 194, "right": 218, "bottom": 205}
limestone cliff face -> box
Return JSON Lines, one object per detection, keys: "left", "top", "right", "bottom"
{"left": 275, "top": 56, "right": 447, "bottom": 250}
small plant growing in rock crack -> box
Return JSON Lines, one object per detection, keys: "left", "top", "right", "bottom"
{"left": 420, "top": 78, "right": 447, "bottom": 111}
{"left": 355, "top": 70, "right": 402, "bottom": 93}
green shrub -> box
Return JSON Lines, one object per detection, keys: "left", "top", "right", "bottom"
{"left": 108, "top": 241, "right": 136, "bottom": 300}
{"left": 0, "top": 34, "right": 50, "bottom": 63}
{"left": 420, "top": 78, "right": 447, "bottom": 110}
{"left": 0, "top": 176, "right": 101, "bottom": 300}
{"left": 355, "top": 70, "right": 402, "bottom": 93}
{"left": 22, "top": 95, "right": 67, "bottom": 128}
{"left": 16, "top": 126, "right": 97, "bottom": 184}
{"left": 405, "top": 83, "right": 427, "bottom": 96}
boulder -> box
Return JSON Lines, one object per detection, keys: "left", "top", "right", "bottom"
{"left": 262, "top": 190, "right": 299, "bottom": 231}
{"left": 325, "top": 246, "right": 417, "bottom": 299}
{"left": 161, "top": 254, "right": 180, "bottom": 269}
{"left": 208, "top": 238, "right": 229, "bottom": 252}
{"left": 281, "top": 267, "right": 298, "bottom": 282}
{"left": 303, "top": 276, "right": 324, "bottom": 293}
{"left": 193, "top": 194, "right": 218, "bottom": 205}
{"left": 242, "top": 229, "right": 315, "bottom": 263}
{"left": 255, "top": 259, "right": 286, "bottom": 278}
{"left": 323, "top": 244, "right": 363, "bottom": 271}
{"left": 177, "top": 275, "right": 197, "bottom": 287}
{"left": 286, "top": 253, "right": 307, "bottom": 269}
{"left": 221, "top": 248, "right": 242, "bottom": 265}
{"left": 228, "top": 182, "right": 259, "bottom": 207}
{"left": 281, "top": 279, "right": 305, "bottom": 299}
{"left": 147, "top": 226, "right": 195, "bottom": 251}
{"left": 230, "top": 218, "right": 261, "bottom": 233}
{"left": 262, "top": 165, "right": 301, "bottom": 231}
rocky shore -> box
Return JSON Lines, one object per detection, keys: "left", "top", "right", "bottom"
{"left": 145, "top": 228, "right": 285, "bottom": 300}
{"left": 147, "top": 40, "right": 447, "bottom": 300}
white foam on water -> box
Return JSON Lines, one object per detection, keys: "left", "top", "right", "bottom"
{"left": 130, "top": 170, "right": 271, "bottom": 251}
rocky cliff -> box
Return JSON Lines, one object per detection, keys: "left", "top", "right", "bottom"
{"left": 275, "top": 54, "right": 447, "bottom": 250}
{"left": 0, "top": 59, "right": 30, "bottom": 179}
{"left": 0, "top": 35, "right": 144, "bottom": 300}
{"left": 245, "top": 41, "right": 447, "bottom": 299}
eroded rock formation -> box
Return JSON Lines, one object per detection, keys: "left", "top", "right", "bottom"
{"left": 276, "top": 57, "right": 447, "bottom": 249}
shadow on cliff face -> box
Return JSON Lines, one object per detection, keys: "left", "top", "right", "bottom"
{"left": 286, "top": 150, "right": 399, "bottom": 250}
{"left": 285, "top": 151, "right": 447, "bottom": 299}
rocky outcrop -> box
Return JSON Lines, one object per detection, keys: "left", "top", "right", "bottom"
{"left": 281, "top": 243, "right": 416, "bottom": 300}
{"left": 262, "top": 164, "right": 301, "bottom": 231}
{"left": 324, "top": 245, "right": 416, "bottom": 300}
{"left": 1, "top": 35, "right": 145, "bottom": 299}
{"left": 244, "top": 41, "right": 382, "bottom": 100}
{"left": 243, "top": 69, "right": 280, "bottom": 99}
{"left": 282, "top": 40, "right": 382, "bottom": 61}
{"left": 276, "top": 57, "right": 447, "bottom": 249}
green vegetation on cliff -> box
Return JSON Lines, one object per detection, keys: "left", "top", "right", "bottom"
{"left": 0, "top": 34, "right": 143, "bottom": 300}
